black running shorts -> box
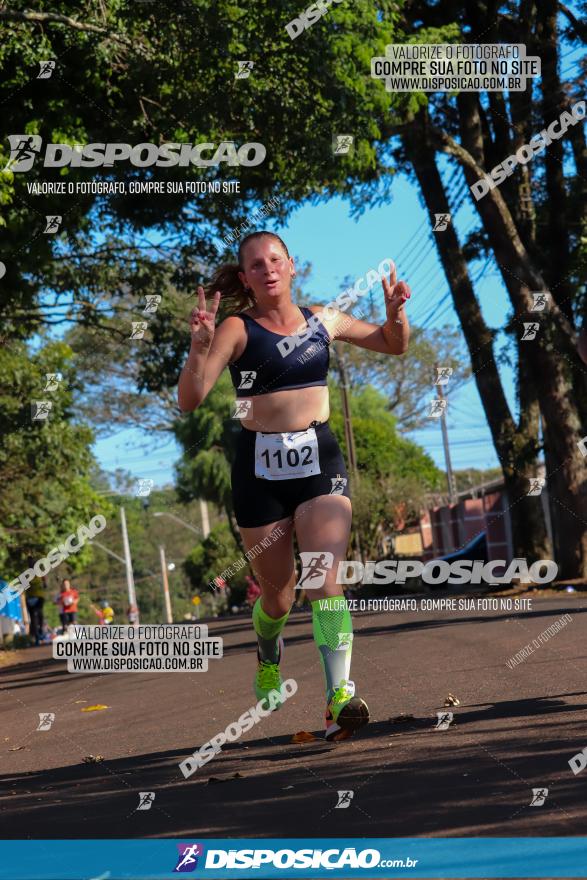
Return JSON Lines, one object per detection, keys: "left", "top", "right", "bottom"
{"left": 231, "top": 421, "right": 351, "bottom": 528}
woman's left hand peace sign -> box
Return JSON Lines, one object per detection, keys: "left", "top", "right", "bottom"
{"left": 382, "top": 262, "right": 411, "bottom": 321}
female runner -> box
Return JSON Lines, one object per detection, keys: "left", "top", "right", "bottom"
{"left": 178, "top": 231, "right": 410, "bottom": 741}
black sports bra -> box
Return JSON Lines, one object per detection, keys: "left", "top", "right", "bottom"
{"left": 228, "top": 306, "right": 330, "bottom": 397}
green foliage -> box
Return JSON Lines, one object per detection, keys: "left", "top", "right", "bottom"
{"left": 0, "top": 339, "right": 113, "bottom": 574}
{"left": 62, "top": 490, "right": 216, "bottom": 624}
{"left": 183, "top": 521, "right": 244, "bottom": 605}
{"left": 0, "top": 0, "right": 405, "bottom": 343}
{"left": 174, "top": 372, "right": 241, "bottom": 513}
{"left": 329, "top": 380, "right": 442, "bottom": 489}
{"left": 327, "top": 379, "right": 442, "bottom": 556}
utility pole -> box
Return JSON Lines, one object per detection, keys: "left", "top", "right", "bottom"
{"left": 120, "top": 507, "right": 139, "bottom": 622}
{"left": 335, "top": 344, "right": 359, "bottom": 477}
{"left": 434, "top": 365, "right": 457, "bottom": 503}
{"left": 159, "top": 545, "right": 173, "bottom": 623}
{"left": 199, "top": 499, "right": 210, "bottom": 539}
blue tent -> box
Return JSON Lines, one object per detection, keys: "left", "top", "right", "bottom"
{"left": 0, "top": 580, "right": 23, "bottom": 622}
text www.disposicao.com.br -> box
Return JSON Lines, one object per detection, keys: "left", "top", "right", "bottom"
{"left": 69, "top": 657, "right": 202, "bottom": 671}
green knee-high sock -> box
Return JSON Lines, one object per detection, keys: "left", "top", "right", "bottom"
{"left": 311, "top": 596, "right": 353, "bottom": 702}
{"left": 252, "top": 598, "right": 290, "bottom": 663}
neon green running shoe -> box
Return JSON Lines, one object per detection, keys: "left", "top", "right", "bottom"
{"left": 254, "top": 638, "right": 285, "bottom": 711}
{"left": 325, "top": 680, "right": 369, "bottom": 742}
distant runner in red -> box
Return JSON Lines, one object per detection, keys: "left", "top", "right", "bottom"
{"left": 56, "top": 579, "right": 79, "bottom": 633}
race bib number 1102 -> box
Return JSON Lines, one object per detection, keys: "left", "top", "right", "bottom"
{"left": 254, "top": 428, "right": 321, "bottom": 480}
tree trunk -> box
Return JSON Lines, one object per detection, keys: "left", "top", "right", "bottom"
{"left": 536, "top": 0, "right": 574, "bottom": 318}
{"left": 402, "top": 119, "right": 551, "bottom": 566}
{"left": 427, "top": 104, "right": 586, "bottom": 579}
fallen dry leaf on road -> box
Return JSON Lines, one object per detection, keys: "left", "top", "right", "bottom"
{"left": 81, "top": 705, "right": 109, "bottom": 712}
{"left": 291, "top": 731, "right": 318, "bottom": 743}
{"left": 282, "top": 785, "right": 295, "bottom": 790}
{"left": 444, "top": 693, "right": 461, "bottom": 707}
{"left": 8, "top": 746, "right": 25, "bottom": 751}
{"left": 74, "top": 700, "right": 87, "bottom": 704}
{"left": 207, "top": 772, "right": 244, "bottom": 784}
{"left": 390, "top": 713, "right": 415, "bottom": 723}
{"left": 82, "top": 755, "right": 104, "bottom": 763}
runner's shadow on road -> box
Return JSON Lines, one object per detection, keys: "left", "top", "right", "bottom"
{"left": 451, "top": 692, "right": 587, "bottom": 723}
{"left": 0, "top": 652, "right": 53, "bottom": 677}
{"left": 0, "top": 667, "right": 73, "bottom": 690}
{"left": 3, "top": 710, "right": 587, "bottom": 840}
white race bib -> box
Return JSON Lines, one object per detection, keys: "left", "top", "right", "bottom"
{"left": 254, "top": 428, "right": 321, "bottom": 480}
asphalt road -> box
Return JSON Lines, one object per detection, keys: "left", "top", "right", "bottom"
{"left": 1, "top": 594, "right": 586, "bottom": 840}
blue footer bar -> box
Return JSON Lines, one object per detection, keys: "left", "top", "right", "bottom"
{"left": 1, "top": 838, "right": 587, "bottom": 879}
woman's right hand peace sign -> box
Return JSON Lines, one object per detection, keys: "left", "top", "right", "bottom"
{"left": 188, "top": 286, "right": 221, "bottom": 350}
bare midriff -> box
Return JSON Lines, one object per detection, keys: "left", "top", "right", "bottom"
{"left": 239, "top": 385, "right": 330, "bottom": 432}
